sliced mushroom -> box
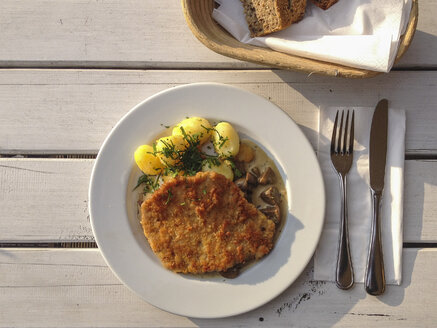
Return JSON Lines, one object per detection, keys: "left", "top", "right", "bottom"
{"left": 234, "top": 177, "right": 248, "bottom": 191}
{"left": 244, "top": 190, "right": 253, "bottom": 202}
{"left": 235, "top": 172, "right": 256, "bottom": 188}
{"left": 260, "top": 205, "right": 281, "bottom": 225}
{"left": 233, "top": 161, "right": 246, "bottom": 178}
{"left": 246, "top": 172, "right": 258, "bottom": 186}
{"left": 260, "top": 186, "right": 281, "bottom": 205}
{"left": 258, "top": 167, "right": 276, "bottom": 185}
{"left": 250, "top": 166, "right": 260, "bottom": 178}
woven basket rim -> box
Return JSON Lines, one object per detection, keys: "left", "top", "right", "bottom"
{"left": 181, "top": 0, "right": 419, "bottom": 78}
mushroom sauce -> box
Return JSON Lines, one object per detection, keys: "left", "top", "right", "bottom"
{"left": 219, "top": 139, "right": 288, "bottom": 278}
{"left": 235, "top": 139, "right": 287, "bottom": 235}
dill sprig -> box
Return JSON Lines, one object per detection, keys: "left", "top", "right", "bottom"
{"left": 136, "top": 124, "right": 233, "bottom": 195}
{"left": 153, "top": 126, "right": 221, "bottom": 177}
{"left": 165, "top": 189, "right": 173, "bottom": 205}
{"left": 201, "top": 124, "right": 229, "bottom": 149}
{"left": 133, "top": 173, "right": 161, "bottom": 194}
{"left": 226, "top": 158, "right": 243, "bottom": 178}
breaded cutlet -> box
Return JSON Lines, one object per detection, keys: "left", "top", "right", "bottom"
{"left": 140, "top": 171, "right": 276, "bottom": 274}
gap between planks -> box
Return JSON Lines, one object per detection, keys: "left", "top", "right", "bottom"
{"left": 0, "top": 154, "right": 97, "bottom": 159}
{"left": 0, "top": 242, "right": 97, "bottom": 248}
{"left": 0, "top": 242, "right": 436, "bottom": 249}
{"left": 1, "top": 154, "right": 437, "bottom": 160}
{"left": 0, "top": 63, "right": 436, "bottom": 71}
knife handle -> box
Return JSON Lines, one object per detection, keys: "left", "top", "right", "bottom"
{"left": 365, "top": 190, "right": 386, "bottom": 296}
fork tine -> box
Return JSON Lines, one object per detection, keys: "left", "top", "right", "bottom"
{"left": 337, "top": 110, "right": 344, "bottom": 154}
{"left": 343, "top": 110, "right": 350, "bottom": 154}
{"left": 349, "top": 110, "right": 355, "bottom": 154}
{"left": 331, "top": 110, "right": 339, "bottom": 153}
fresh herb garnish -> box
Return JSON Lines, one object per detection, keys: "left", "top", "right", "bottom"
{"left": 165, "top": 189, "right": 173, "bottom": 205}
{"left": 135, "top": 123, "right": 232, "bottom": 195}
{"left": 153, "top": 125, "right": 221, "bottom": 177}
{"left": 201, "top": 124, "right": 229, "bottom": 150}
{"left": 218, "top": 136, "right": 229, "bottom": 149}
{"left": 133, "top": 173, "right": 161, "bottom": 194}
{"left": 157, "top": 139, "right": 178, "bottom": 162}
{"left": 226, "top": 159, "right": 243, "bottom": 178}
{"left": 201, "top": 156, "right": 221, "bottom": 170}
{"left": 133, "top": 175, "right": 150, "bottom": 191}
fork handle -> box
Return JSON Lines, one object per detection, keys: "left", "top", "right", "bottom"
{"left": 365, "top": 190, "right": 386, "bottom": 295}
{"left": 335, "top": 174, "right": 354, "bottom": 290}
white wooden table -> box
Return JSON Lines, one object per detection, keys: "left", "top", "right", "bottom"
{"left": 1, "top": 1, "right": 437, "bottom": 327}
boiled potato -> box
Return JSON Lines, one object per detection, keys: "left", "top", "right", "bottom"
{"left": 134, "top": 145, "right": 164, "bottom": 175}
{"left": 212, "top": 122, "right": 240, "bottom": 157}
{"left": 202, "top": 160, "right": 234, "bottom": 181}
{"left": 155, "top": 135, "right": 187, "bottom": 166}
{"left": 172, "top": 117, "right": 212, "bottom": 144}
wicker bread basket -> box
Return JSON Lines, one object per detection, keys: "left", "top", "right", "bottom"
{"left": 182, "top": 0, "right": 418, "bottom": 78}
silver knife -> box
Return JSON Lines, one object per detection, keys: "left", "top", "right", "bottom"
{"left": 365, "top": 99, "right": 388, "bottom": 295}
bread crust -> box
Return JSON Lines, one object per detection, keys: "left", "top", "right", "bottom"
{"left": 311, "top": 0, "right": 338, "bottom": 10}
{"left": 240, "top": 0, "right": 307, "bottom": 37}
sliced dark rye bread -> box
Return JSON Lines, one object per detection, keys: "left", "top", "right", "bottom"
{"left": 240, "top": 0, "right": 307, "bottom": 37}
{"left": 311, "top": 0, "right": 338, "bottom": 10}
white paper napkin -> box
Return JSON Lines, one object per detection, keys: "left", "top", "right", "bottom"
{"left": 213, "top": 0, "right": 412, "bottom": 72}
{"left": 314, "top": 106, "right": 405, "bottom": 285}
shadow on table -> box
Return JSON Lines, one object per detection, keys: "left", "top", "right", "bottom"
{"left": 190, "top": 74, "right": 430, "bottom": 326}
{"left": 395, "top": 30, "right": 437, "bottom": 68}
{"left": 0, "top": 249, "right": 18, "bottom": 259}
{"left": 272, "top": 70, "right": 426, "bottom": 297}
{"left": 181, "top": 213, "right": 303, "bottom": 286}
{"left": 190, "top": 249, "right": 419, "bottom": 326}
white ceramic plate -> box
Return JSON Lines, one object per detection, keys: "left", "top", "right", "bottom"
{"left": 89, "top": 83, "right": 325, "bottom": 318}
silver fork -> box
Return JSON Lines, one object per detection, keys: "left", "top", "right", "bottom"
{"left": 330, "top": 110, "right": 355, "bottom": 290}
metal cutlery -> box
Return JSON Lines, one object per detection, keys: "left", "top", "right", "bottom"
{"left": 330, "top": 110, "right": 355, "bottom": 290}
{"left": 365, "top": 99, "right": 389, "bottom": 296}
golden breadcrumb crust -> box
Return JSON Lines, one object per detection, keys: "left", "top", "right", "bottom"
{"left": 140, "top": 171, "right": 276, "bottom": 274}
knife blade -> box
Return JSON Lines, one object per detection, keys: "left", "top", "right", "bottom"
{"left": 365, "top": 98, "right": 388, "bottom": 295}
{"left": 369, "top": 99, "right": 389, "bottom": 192}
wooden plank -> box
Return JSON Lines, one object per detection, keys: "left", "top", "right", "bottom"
{"left": 395, "top": 0, "right": 437, "bottom": 69}
{"left": 0, "top": 248, "right": 435, "bottom": 327}
{"left": 1, "top": 158, "right": 436, "bottom": 243}
{"left": 404, "top": 160, "right": 437, "bottom": 242}
{"left": 0, "top": 0, "right": 238, "bottom": 69}
{"left": 0, "top": 158, "right": 94, "bottom": 242}
{"left": 0, "top": 0, "right": 435, "bottom": 69}
{"left": 0, "top": 69, "right": 437, "bottom": 155}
